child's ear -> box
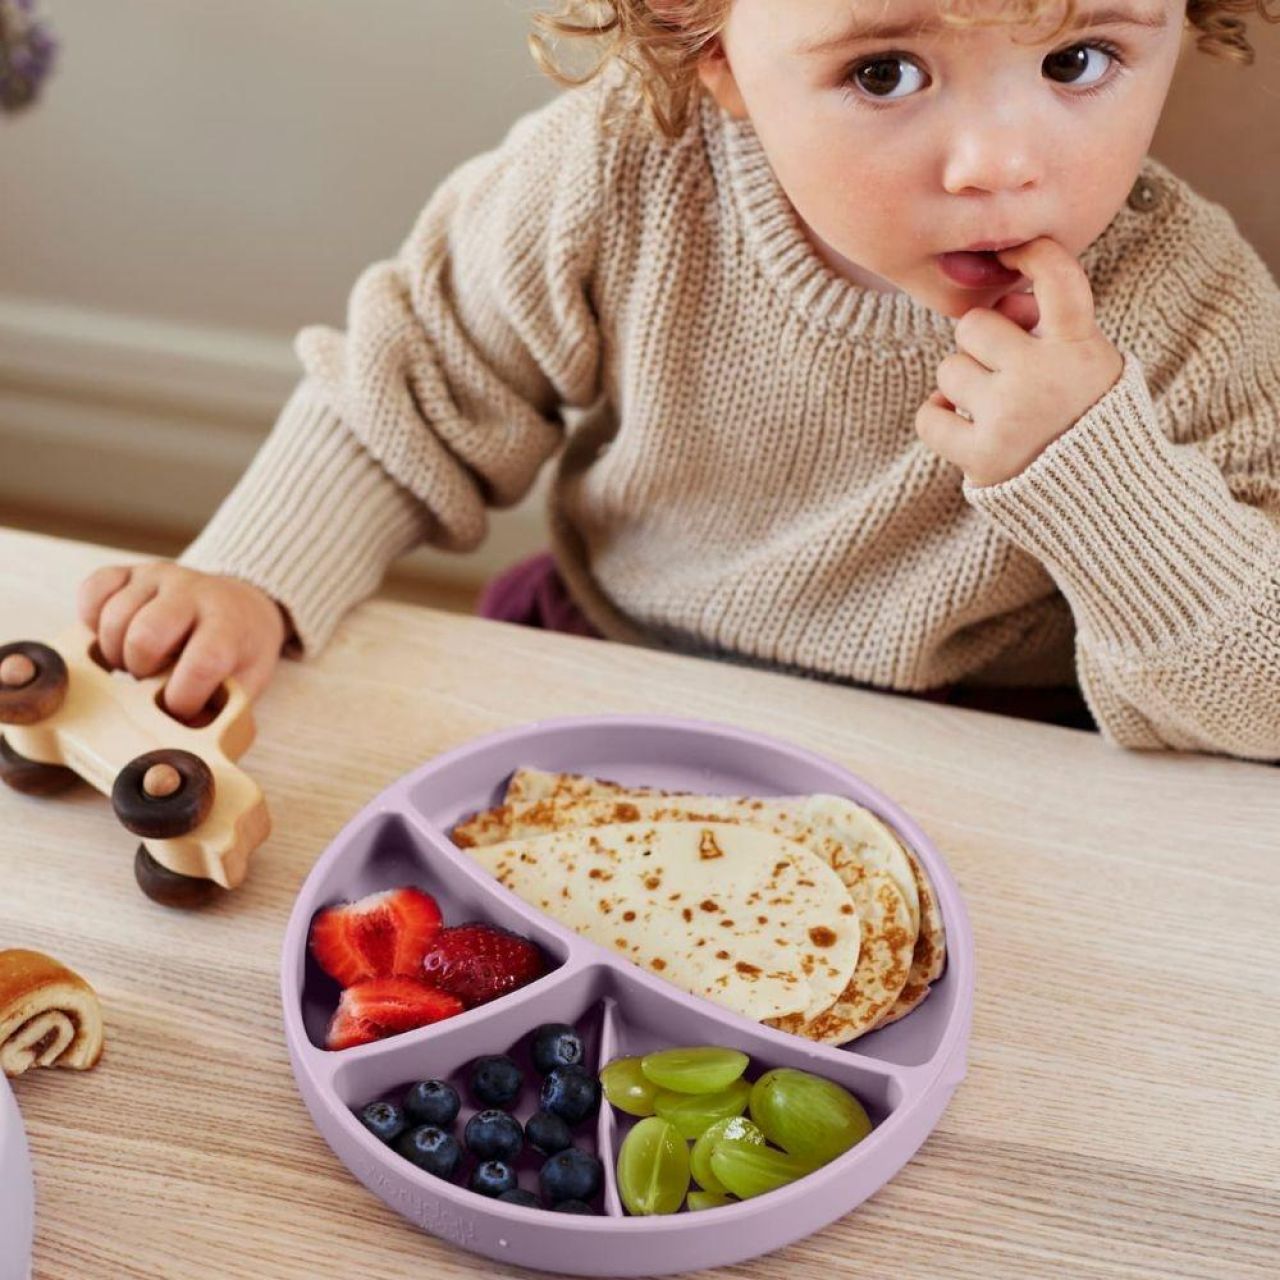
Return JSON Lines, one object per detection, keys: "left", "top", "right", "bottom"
{"left": 645, "top": 2, "right": 749, "bottom": 121}
{"left": 696, "top": 43, "right": 749, "bottom": 120}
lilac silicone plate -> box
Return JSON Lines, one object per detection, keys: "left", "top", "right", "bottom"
{"left": 0, "top": 1074, "right": 35, "bottom": 1280}
{"left": 281, "top": 715, "right": 974, "bottom": 1276}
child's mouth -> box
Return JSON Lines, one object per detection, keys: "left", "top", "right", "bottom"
{"left": 935, "top": 250, "right": 1025, "bottom": 289}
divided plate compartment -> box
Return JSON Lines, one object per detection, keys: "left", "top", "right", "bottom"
{"left": 281, "top": 715, "right": 974, "bottom": 1276}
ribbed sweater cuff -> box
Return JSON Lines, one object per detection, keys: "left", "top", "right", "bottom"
{"left": 962, "top": 351, "right": 1277, "bottom": 655}
{"left": 179, "top": 379, "right": 433, "bottom": 656}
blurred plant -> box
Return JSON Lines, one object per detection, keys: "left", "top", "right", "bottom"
{"left": 0, "top": 0, "right": 57, "bottom": 114}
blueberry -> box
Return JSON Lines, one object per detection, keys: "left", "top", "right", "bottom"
{"left": 469, "top": 1054, "right": 523, "bottom": 1108}
{"left": 404, "top": 1079, "right": 460, "bottom": 1128}
{"left": 497, "top": 1187, "right": 541, "bottom": 1208}
{"left": 469, "top": 1159, "right": 518, "bottom": 1198}
{"left": 525, "top": 1109, "right": 573, "bottom": 1156}
{"left": 539, "top": 1066, "right": 601, "bottom": 1126}
{"left": 531, "top": 1023, "right": 584, "bottom": 1076}
{"left": 357, "top": 1100, "right": 407, "bottom": 1144}
{"left": 551, "top": 1199, "right": 596, "bottom": 1214}
{"left": 465, "top": 1109, "right": 524, "bottom": 1163}
{"left": 394, "top": 1125, "right": 462, "bottom": 1179}
{"left": 539, "top": 1147, "right": 603, "bottom": 1206}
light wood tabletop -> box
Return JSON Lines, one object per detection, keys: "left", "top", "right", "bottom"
{"left": 1, "top": 526, "right": 1277, "bottom": 1280}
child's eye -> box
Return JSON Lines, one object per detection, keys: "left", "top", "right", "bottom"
{"left": 842, "top": 40, "right": 1126, "bottom": 109}
{"left": 845, "top": 53, "right": 928, "bottom": 104}
{"left": 1042, "top": 40, "right": 1126, "bottom": 92}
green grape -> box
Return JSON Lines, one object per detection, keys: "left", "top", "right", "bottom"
{"left": 686, "top": 1190, "right": 735, "bottom": 1212}
{"left": 653, "top": 1078, "right": 751, "bottom": 1139}
{"left": 708, "top": 1139, "right": 817, "bottom": 1200}
{"left": 748, "top": 1068, "right": 873, "bottom": 1165}
{"left": 639, "top": 1047, "right": 750, "bottom": 1094}
{"left": 600, "top": 1056, "right": 661, "bottom": 1117}
{"left": 690, "top": 1116, "right": 765, "bottom": 1192}
{"left": 617, "top": 1117, "right": 691, "bottom": 1216}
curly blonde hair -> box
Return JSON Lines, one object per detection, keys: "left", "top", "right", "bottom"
{"left": 529, "top": 0, "right": 1280, "bottom": 138}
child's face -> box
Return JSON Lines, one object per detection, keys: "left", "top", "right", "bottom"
{"left": 700, "top": 0, "right": 1187, "bottom": 318}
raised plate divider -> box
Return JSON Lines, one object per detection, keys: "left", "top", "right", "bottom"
{"left": 317, "top": 958, "right": 604, "bottom": 1105}
{"left": 397, "top": 806, "right": 610, "bottom": 968}
{"left": 595, "top": 995, "right": 625, "bottom": 1218}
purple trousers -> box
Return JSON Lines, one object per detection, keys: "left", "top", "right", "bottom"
{"left": 476, "top": 553, "right": 1096, "bottom": 731}
{"left": 476, "top": 552, "right": 602, "bottom": 639}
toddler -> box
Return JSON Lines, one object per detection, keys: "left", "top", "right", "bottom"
{"left": 77, "top": 0, "right": 1280, "bottom": 760}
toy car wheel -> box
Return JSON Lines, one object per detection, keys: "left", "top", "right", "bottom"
{"left": 111, "top": 749, "right": 215, "bottom": 839}
{"left": 0, "top": 736, "right": 80, "bottom": 797}
{"left": 0, "top": 642, "right": 69, "bottom": 725}
{"left": 134, "top": 844, "right": 220, "bottom": 908}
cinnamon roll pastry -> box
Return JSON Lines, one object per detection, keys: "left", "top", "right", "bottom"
{"left": 0, "top": 949, "right": 104, "bottom": 1076}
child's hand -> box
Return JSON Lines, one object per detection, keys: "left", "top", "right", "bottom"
{"left": 915, "top": 237, "right": 1125, "bottom": 488}
{"left": 76, "top": 562, "right": 289, "bottom": 721}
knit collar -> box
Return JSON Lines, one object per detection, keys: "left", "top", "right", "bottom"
{"left": 702, "top": 96, "right": 955, "bottom": 348}
{"left": 701, "top": 93, "right": 1160, "bottom": 351}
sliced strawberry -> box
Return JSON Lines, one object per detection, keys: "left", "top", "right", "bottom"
{"left": 421, "top": 923, "right": 547, "bottom": 1008}
{"left": 342, "top": 977, "right": 462, "bottom": 1030}
{"left": 324, "top": 977, "right": 464, "bottom": 1050}
{"left": 309, "top": 886, "right": 443, "bottom": 987}
{"left": 325, "top": 1006, "right": 380, "bottom": 1052}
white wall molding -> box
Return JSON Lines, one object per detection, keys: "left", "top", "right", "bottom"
{"left": 0, "top": 295, "right": 545, "bottom": 588}
{"left": 0, "top": 295, "right": 299, "bottom": 424}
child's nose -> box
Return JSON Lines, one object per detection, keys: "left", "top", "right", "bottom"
{"left": 941, "top": 119, "right": 1043, "bottom": 197}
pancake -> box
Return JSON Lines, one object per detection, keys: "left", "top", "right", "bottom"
{"left": 455, "top": 791, "right": 917, "bottom": 1043}
{"left": 461, "top": 820, "right": 860, "bottom": 1024}
{"left": 495, "top": 767, "right": 947, "bottom": 1032}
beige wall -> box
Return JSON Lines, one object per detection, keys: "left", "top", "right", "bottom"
{"left": 1154, "top": 17, "right": 1280, "bottom": 276}
{"left": 0, "top": 0, "right": 563, "bottom": 587}
{"left": 0, "top": 0, "right": 559, "bottom": 335}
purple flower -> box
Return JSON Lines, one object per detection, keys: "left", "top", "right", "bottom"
{"left": 0, "top": 0, "right": 58, "bottom": 113}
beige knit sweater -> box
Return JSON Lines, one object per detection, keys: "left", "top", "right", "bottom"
{"left": 180, "top": 76, "right": 1280, "bottom": 762}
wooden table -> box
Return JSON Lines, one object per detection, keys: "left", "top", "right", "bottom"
{"left": 2, "top": 526, "right": 1277, "bottom": 1279}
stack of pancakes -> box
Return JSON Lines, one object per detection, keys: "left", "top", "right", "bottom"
{"left": 451, "top": 769, "right": 946, "bottom": 1046}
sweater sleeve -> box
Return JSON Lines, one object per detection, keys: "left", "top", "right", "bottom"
{"left": 179, "top": 84, "right": 609, "bottom": 655}
{"left": 962, "top": 209, "right": 1280, "bottom": 762}
{"left": 178, "top": 380, "right": 435, "bottom": 656}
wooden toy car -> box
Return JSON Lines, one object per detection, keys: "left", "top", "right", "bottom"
{"left": 0, "top": 624, "right": 270, "bottom": 907}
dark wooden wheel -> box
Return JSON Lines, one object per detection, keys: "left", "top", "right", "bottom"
{"left": 111, "top": 749, "right": 215, "bottom": 839}
{"left": 0, "top": 735, "right": 79, "bottom": 796}
{"left": 0, "top": 642, "right": 68, "bottom": 725}
{"left": 134, "top": 844, "right": 220, "bottom": 908}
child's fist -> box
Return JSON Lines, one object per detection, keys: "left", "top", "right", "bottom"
{"left": 76, "top": 562, "right": 290, "bottom": 721}
{"left": 916, "top": 237, "right": 1125, "bottom": 488}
